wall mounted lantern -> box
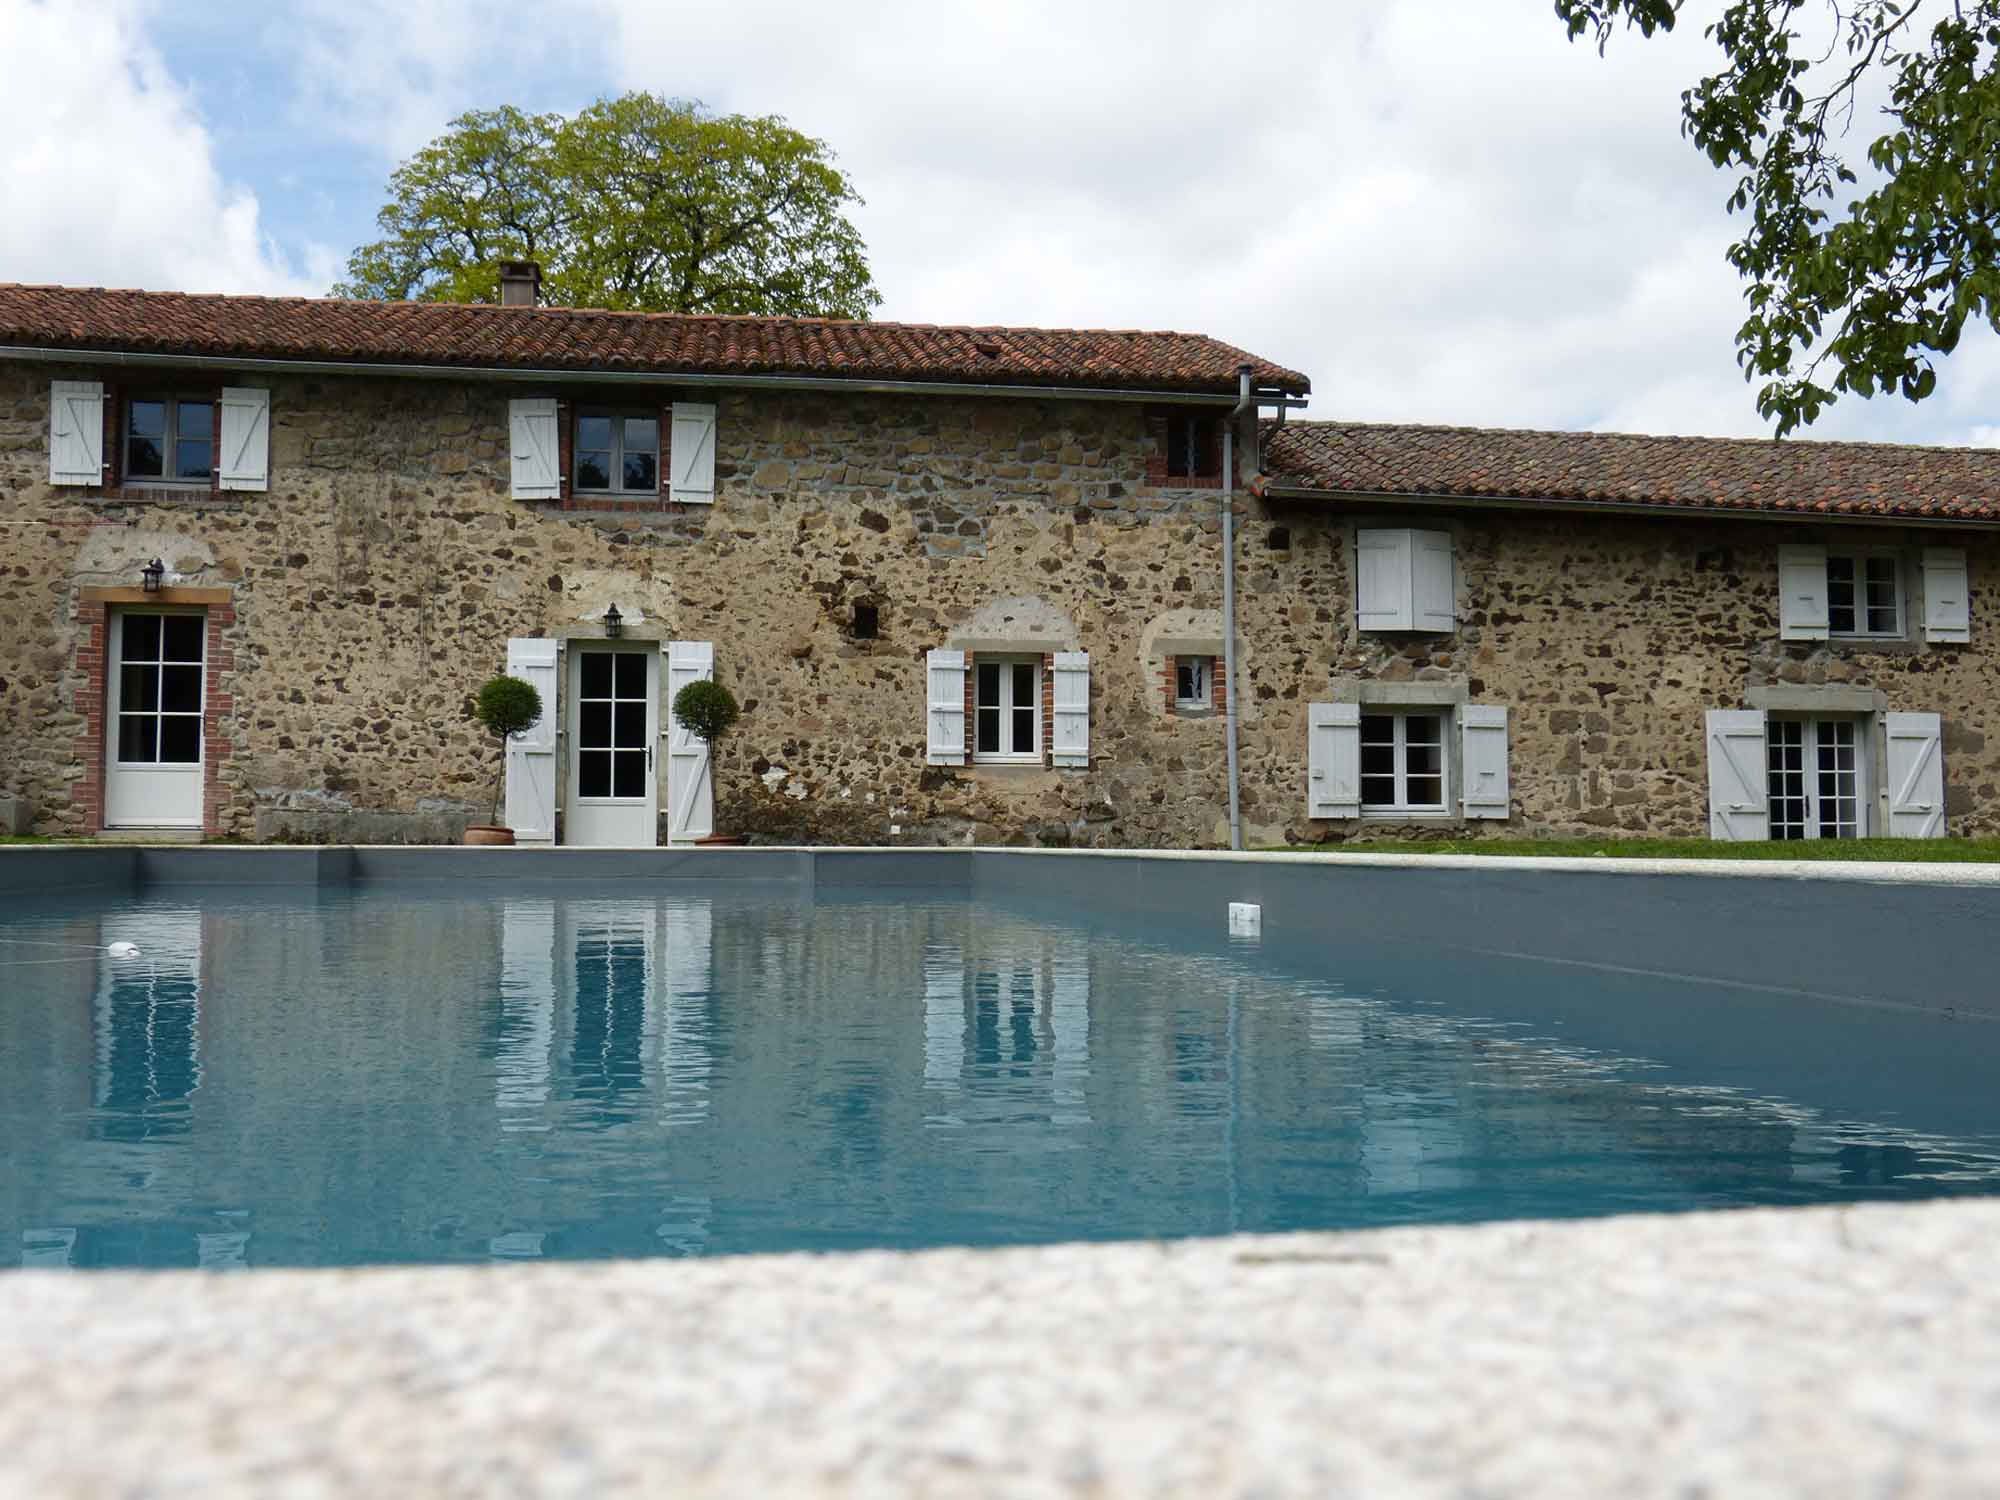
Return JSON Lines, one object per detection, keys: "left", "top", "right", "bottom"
{"left": 141, "top": 558, "right": 165, "bottom": 594}
{"left": 603, "top": 602, "right": 623, "bottom": 639}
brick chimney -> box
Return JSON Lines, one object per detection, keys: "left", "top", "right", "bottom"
{"left": 498, "top": 260, "right": 541, "bottom": 308}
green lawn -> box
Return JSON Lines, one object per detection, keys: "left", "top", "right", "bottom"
{"left": 1270, "top": 837, "right": 2000, "bottom": 863}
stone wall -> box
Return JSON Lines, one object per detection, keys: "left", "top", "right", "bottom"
{"left": 2, "top": 357, "right": 1998, "bottom": 846}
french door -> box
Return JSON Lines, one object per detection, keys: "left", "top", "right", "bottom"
{"left": 565, "top": 646, "right": 659, "bottom": 845}
{"left": 105, "top": 609, "right": 205, "bottom": 828}
{"left": 1767, "top": 717, "right": 1866, "bottom": 839}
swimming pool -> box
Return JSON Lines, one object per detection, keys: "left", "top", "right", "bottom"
{"left": 4, "top": 858, "right": 1997, "bottom": 1270}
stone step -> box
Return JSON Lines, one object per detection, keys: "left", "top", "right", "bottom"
{"left": 94, "top": 828, "right": 202, "bottom": 844}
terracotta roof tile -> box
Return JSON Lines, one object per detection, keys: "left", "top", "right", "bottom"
{"left": 1262, "top": 420, "right": 2000, "bottom": 523}
{"left": 0, "top": 283, "right": 1309, "bottom": 397}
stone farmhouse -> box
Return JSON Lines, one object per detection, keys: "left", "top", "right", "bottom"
{"left": 2, "top": 268, "right": 1997, "bottom": 848}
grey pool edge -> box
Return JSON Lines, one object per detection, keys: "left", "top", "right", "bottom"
{"left": 7, "top": 842, "right": 1999, "bottom": 1020}
{"left": 2, "top": 1197, "right": 1995, "bottom": 1497}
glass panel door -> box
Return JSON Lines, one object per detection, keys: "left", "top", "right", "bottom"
{"left": 105, "top": 609, "right": 206, "bottom": 828}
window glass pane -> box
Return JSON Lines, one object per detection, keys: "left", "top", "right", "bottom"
{"left": 612, "top": 752, "right": 647, "bottom": 799}
{"left": 976, "top": 707, "right": 1000, "bottom": 754}
{"left": 1359, "top": 714, "right": 1394, "bottom": 745}
{"left": 122, "top": 614, "right": 162, "bottom": 662}
{"left": 614, "top": 651, "right": 645, "bottom": 697}
{"left": 1012, "top": 705, "right": 1035, "bottom": 752}
{"left": 158, "top": 715, "right": 201, "bottom": 763}
{"left": 623, "top": 452, "right": 657, "bottom": 491}
{"left": 613, "top": 700, "right": 645, "bottom": 748}
{"left": 976, "top": 662, "right": 1001, "bottom": 709}
{"left": 576, "top": 452, "right": 611, "bottom": 490}
{"left": 1865, "top": 556, "right": 1897, "bottom": 586}
{"left": 1406, "top": 742, "right": 1442, "bottom": 778}
{"left": 1405, "top": 714, "right": 1442, "bottom": 746}
{"left": 1360, "top": 776, "right": 1396, "bottom": 808}
{"left": 160, "top": 665, "right": 201, "bottom": 714}
{"left": 162, "top": 615, "right": 204, "bottom": 663}
{"left": 176, "top": 438, "right": 213, "bottom": 481}
{"left": 177, "top": 400, "right": 212, "bottom": 437}
{"left": 623, "top": 417, "right": 658, "bottom": 453}
{"left": 128, "top": 400, "right": 165, "bottom": 438}
{"left": 126, "top": 436, "right": 163, "bottom": 478}
{"left": 578, "top": 700, "right": 611, "bottom": 750}
{"left": 1360, "top": 742, "right": 1395, "bottom": 777}
{"left": 579, "top": 652, "right": 612, "bottom": 698}
{"left": 578, "top": 751, "right": 611, "bottom": 799}
{"left": 1406, "top": 775, "right": 1444, "bottom": 807}
{"left": 1011, "top": 662, "right": 1036, "bottom": 703}
{"left": 120, "top": 663, "right": 159, "bottom": 712}
{"left": 117, "top": 714, "right": 156, "bottom": 763}
{"left": 576, "top": 416, "right": 612, "bottom": 450}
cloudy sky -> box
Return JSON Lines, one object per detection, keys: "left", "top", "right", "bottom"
{"left": 4, "top": 0, "right": 1996, "bottom": 446}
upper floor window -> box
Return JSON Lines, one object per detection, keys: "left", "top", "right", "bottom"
{"left": 1164, "top": 413, "right": 1219, "bottom": 481}
{"left": 126, "top": 398, "right": 213, "bottom": 485}
{"left": 575, "top": 411, "right": 659, "bottom": 495}
{"left": 1826, "top": 553, "right": 1901, "bottom": 637}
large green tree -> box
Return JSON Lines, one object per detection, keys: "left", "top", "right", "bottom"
{"left": 334, "top": 94, "right": 880, "bottom": 319}
{"left": 1560, "top": 1, "right": 2000, "bottom": 433}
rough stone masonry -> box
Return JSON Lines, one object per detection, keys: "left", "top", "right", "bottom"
{"left": 3, "top": 357, "right": 1998, "bottom": 845}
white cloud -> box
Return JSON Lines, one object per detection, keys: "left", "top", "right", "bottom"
{"left": 0, "top": 0, "right": 330, "bottom": 295}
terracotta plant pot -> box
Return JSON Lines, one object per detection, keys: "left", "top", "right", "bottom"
{"left": 695, "top": 833, "right": 746, "bottom": 847}
{"left": 463, "top": 825, "right": 516, "bottom": 847}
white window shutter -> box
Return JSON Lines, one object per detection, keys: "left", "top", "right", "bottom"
{"left": 1885, "top": 711, "right": 1946, "bottom": 837}
{"left": 503, "top": 638, "right": 559, "bottom": 842}
{"left": 1308, "top": 702, "right": 1361, "bottom": 818}
{"left": 1355, "top": 529, "right": 1415, "bottom": 631}
{"left": 509, "top": 398, "right": 560, "bottom": 500}
{"left": 1921, "top": 549, "right": 1971, "bottom": 643}
{"left": 1460, "top": 704, "right": 1509, "bottom": 819}
{"left": 1777, "top": 545, "right": 1829, "bottom": 640}
{"left": 666, "top": 640, "right": 716, "bottom": 844}
{"left": 671, "top": 402, "right": 718, "bottom": 504}
{"left": 1412, "top": 530, "right": 1457, "bottom": 632}
{"left": 926, "top": 649, "right": 967, "bottom": 766}
{"left": 217, "top": 386, "right": 270, "bottom": 492}
{"left": 1704, "top": 708, "right": 1770, "bottom": 840}
{"left": 1051, "top": 651, "right": 1090, "bottom": 767}
{"left": 48, "top": 379, "right": 104, "bottom": 486}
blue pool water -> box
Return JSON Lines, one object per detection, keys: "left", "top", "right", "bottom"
{"left": 2, "top": 883, "right": 1997, "bottom": 1270}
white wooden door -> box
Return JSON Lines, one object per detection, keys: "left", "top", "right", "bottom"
{"left": 565, "top": 646, "right": 659, "bottom": 845}
{"left": 665, "top": 640, "right": 715, "bottom": 844}
{"left": 105, "top": 610, "right": 205, "bottom": 828}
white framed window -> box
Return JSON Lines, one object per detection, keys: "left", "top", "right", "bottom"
{"left": 126, "top": 396, "right": 214, "bottom": 486}
{"left": 974, "top": 655, "right": 1041, "bottom": 762}
{"left": 1359, "top": 710, "right": 1448, "bottom": 813}
{"left": 1174, "top": 655, "right": 1212, "bottom": 711}
{"left": 1766, "top": 716, "right": 1866, "bottom": 839}
{"left": 1826, "top": 552, "right": 1901, "bottom": 638}
{"left": 574, "top": 409, "right": 661, "bottom": 495}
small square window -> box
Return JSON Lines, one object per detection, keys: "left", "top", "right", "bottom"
{"left": 1164, "top": 413, "right": 1219, "bottom": 480}
{"left": 575, "top": 408, "right": 660, "bottom": 496}
{"left": 1826, "top": 553, "right": 1902, "bottom": 637}
{"left": 125, "top": 397, "right": 211, "bottom": 485}
{"left": 1174, "top": 655, "right": 1212, "bottom": 710}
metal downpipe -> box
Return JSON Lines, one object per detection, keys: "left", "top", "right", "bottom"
{"left": 1223, "top": 364, "right": 1253, "bottom": 852}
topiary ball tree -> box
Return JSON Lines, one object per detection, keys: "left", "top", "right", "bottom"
{"left": 473, "top": 673, "right": 543, "bottom": 825}
{"left": 672, "top": 678, "right": 740, "bottom": 746}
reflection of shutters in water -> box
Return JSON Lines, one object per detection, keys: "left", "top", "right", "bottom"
{"left": 570, "top": 906, "right": 651, "bottom": 1113}
{"left": 94, "top": 910, "right": 202, "bottom": 1141}
{"left": 656, "top": 900, "right": 713, "bottom": 1127}
{"left": 494, "top": 899, "right": 556, "bottom": 1130}
{"left": 945, "top": 926, "right": 1093, "bottom": 1127}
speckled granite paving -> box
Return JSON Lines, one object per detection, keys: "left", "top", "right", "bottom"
{"left": 4, "top": 1200, "right": 1998, "bottom": 1498}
